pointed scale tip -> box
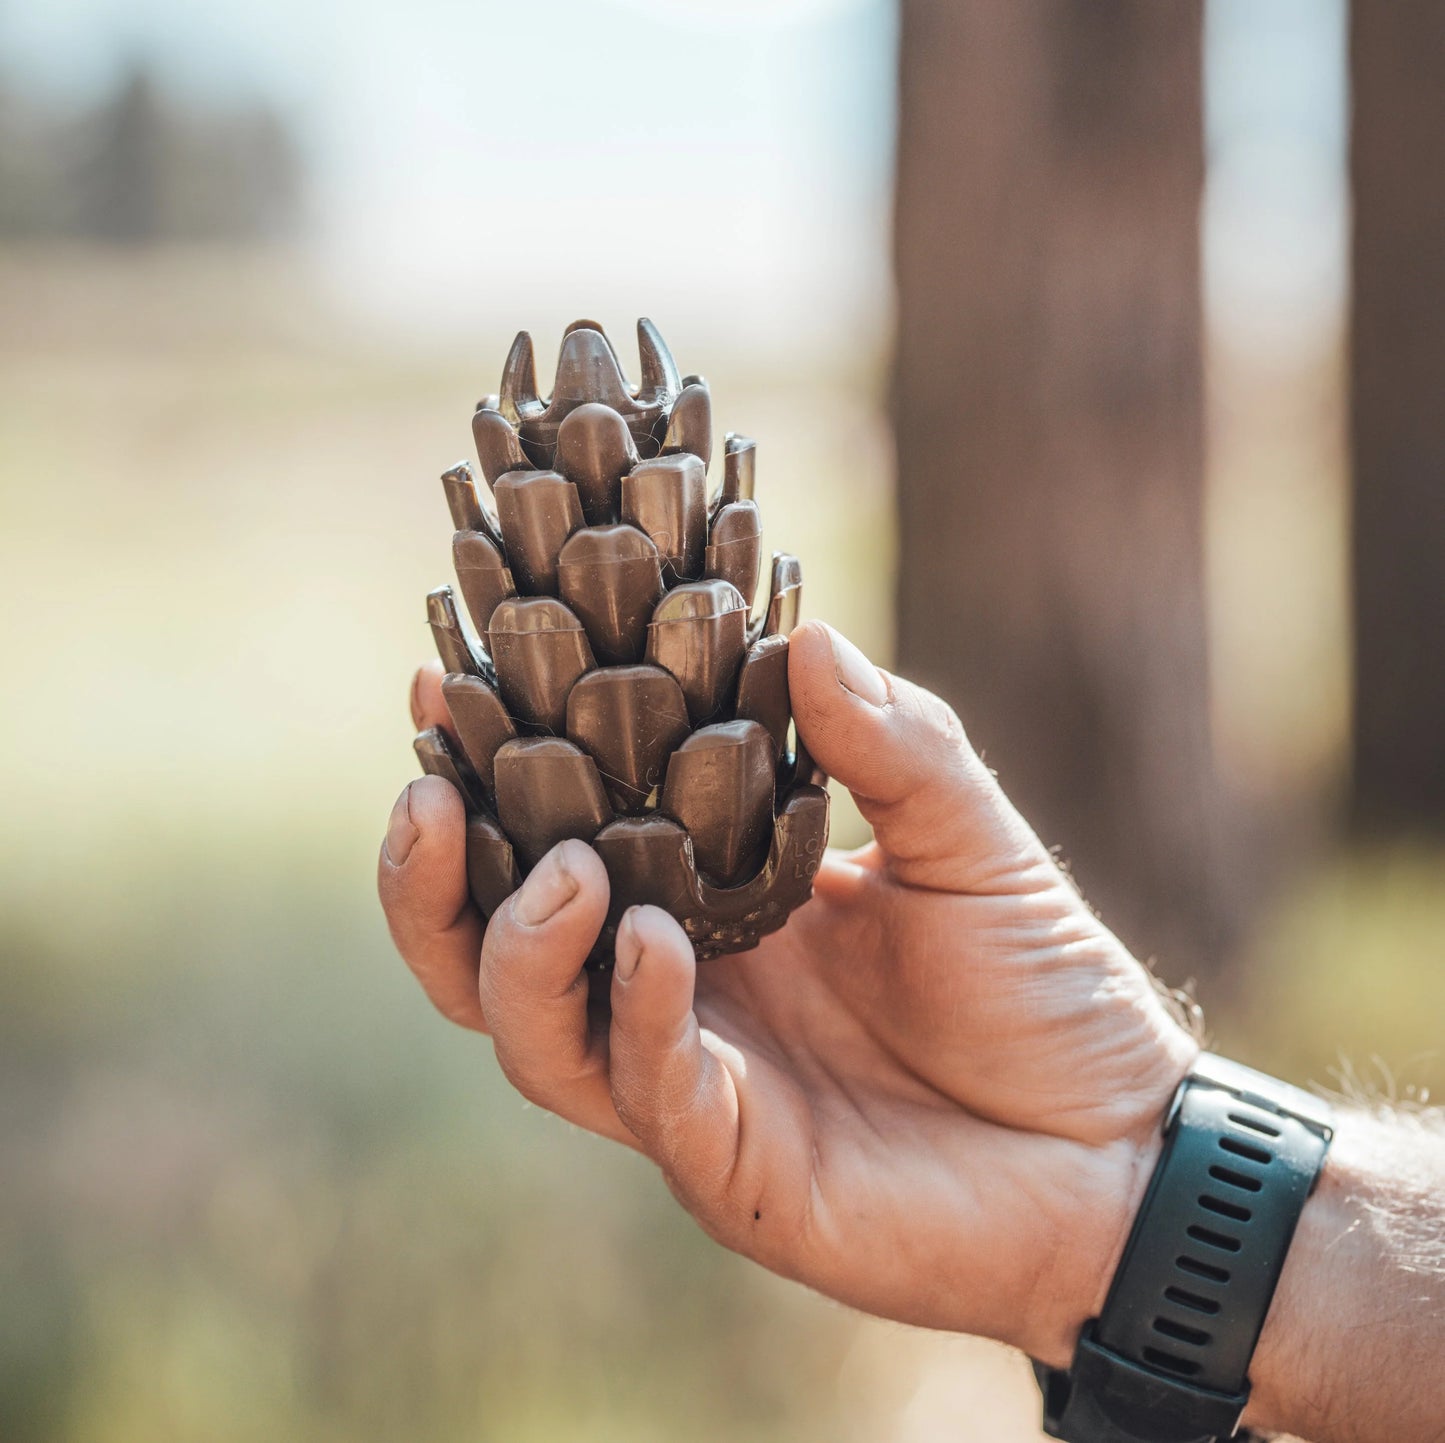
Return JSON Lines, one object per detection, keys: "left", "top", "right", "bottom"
{"left": 441, "top": 462, "right": 486, "bottom": 533}
{"left": 720, "top": 433, "right": 756, "bottom": 505}
{"left": 427, "top": 585, "right": 488, "bottom": 679}
{"left": 762, "top": 554, "right": 803, "bottom": 640}
{"left": 499, "top": 331, "right": 541, "bottom": 423}
{"left": 550, "top": 327, "right": 632, "bottom": 412}
{"left": 636, "top": 318, "right": 680, "bottom": 401}
{"left": 565, "top": 319, "right": 632, "bottom": 389}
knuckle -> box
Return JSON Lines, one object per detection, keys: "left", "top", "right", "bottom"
{"left": 915, "top": 694, "right": 986, "bottom": 788}
{"left": 916, "top": 688, "right": 968, "bottom": 752}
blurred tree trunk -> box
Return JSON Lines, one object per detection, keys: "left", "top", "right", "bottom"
{"left": 1349, "top": 2, "right": 1445, "bottom": 832}
{"left": 892, "top": 1, "right": 1239, "bottom": 980}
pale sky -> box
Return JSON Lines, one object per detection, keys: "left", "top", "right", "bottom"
{"left": 1205, "top": 0, "right": 1348, "bottom": 360}
{"left": 1, "top": 0, "right": 1344, "bottom": 356}
{"left": 0, "top": 0, "right": 897, "bottom": 348}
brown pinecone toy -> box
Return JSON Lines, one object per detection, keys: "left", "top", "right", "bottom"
{"left": 413, "top": 319, "right": 829, "bottom": 967}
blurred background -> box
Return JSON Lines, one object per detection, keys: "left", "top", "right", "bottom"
{"left": 3, "top": 0, "right": 1442, "bottom": 1438}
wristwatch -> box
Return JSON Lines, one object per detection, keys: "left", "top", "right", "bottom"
{"left": 1035, "top": 1054, "right": 1334, "bottom": 1443}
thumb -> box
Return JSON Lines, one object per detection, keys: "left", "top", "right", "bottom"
{"left": 788, "top": 621, "right": 1050, "bottom": 892}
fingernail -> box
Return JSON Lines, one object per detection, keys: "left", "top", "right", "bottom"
{"left": 514, "top": 841, "right": 581, "bottom": 927}
{"left": 384, "top": 782, "right": 420, "bottom": 866}
{"left": 409, "top": 669, "right": 425, "bottom": 729}
{"left": 613, "top": 907, "right": 643, "bottom": 981}
{"left": 829, "top": 628, "right": 888, "bottom": 707}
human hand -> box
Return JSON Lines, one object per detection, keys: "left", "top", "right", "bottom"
{"left": 379, "top": 621, "right": 1199, "bottom": 1366}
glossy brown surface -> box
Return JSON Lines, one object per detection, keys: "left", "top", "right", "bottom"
{"left": 418, "top": 319, "right": 828, "bottom": 964}
{"left": 426, "top": 585, "right": 488, "bottom": 678}
{"left": 487, "top": 596, "right": 595, "bottom": 734}
{"left": 441, "top": 461, "right": 487, "bottom": 534}
{"left": 660, "top": 720, "right": 774, "bottom": 886}
{"left": 556, "top": 524, "right": 663, "bottom": 664}
{"left": 471, "top": 405, "right": 531, "bottom": 486}
{"left": 644, "top": 579, "right": 748, "bottom": 723}
{"left": 704, "top": 499, "right": 762, "bottom": 611}
{"left": 566, "top": 664, "right": 690, "bottom": 814}
{"left": 621, "top": 453, "right": 707, "bottom": 582}
{"left": 507, "top": 322, "right": 680, "bottom": 461}
{"left": 554, "top": 401, "right": 638, "bottom": 526}
{"left": 792, "top": 731, "right": 826, "bottom": 789}
{"left": 493, "top": 737, "right": 612, "bottom": 869}
{"left": 441, "top": 672, "right": 516, "bottom": 796}
{"left": 414, "top": 725, "right": 484, "bottom": 811}
{"left": 661, "top": 380, "right": 712, "bottom": 468}
{"left": 761, "top": 552, "right": 803, "bottom": 639}
{"left": 465, "top": 811, "right": 521, "bottom": 916}
{"left": 588, "top": 783, "right": 828, "bottom": 962}
{"left": 494, "top": 470, "right": 585, "bottom": 595}
{"left": 718, "top": 432, "right": 756, "bottom": 506}
{"left": 734, "top": 634, "right": 791, "bottom": 759}
{"left": 452, "top": 529, "right": 516, "bottom": 638}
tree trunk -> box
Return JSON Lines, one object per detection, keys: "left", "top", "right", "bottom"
{"left": 1349, "top": 1, "right": 1445, "bottom": 832}
{"left": 892, "top": 1, "right": 1236, "bottom": 979}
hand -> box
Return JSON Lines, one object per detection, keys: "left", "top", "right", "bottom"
{"left": 379, "top": 621, "right": 1199, "bottom": 1365}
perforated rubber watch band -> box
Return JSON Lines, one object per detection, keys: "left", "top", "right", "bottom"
{"left": 1036, "top": 1054, "right": 1333, "bottom": 1443}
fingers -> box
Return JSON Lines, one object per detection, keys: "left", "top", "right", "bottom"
{"left": 478, "top": 840, "right": 632, "bottom": 1144}
{"left": 410, "top": 659, "right": 449, "bottom": 733}
{"left": 789, "top": 621, "right": 1050, "bottom": 893}
{"left": 378, "top": 776, "right": 489, "bottom": 1031}
{"left": 608, "top": 907, "right": 742, "bottom": 1204}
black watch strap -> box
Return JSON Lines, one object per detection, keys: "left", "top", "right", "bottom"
{"left": 1036, "top": 1054, "right": 1333, "bottom": 1443}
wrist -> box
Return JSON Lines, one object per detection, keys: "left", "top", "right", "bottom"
{"left": 1026, "top": 1039, "right": 1199, "bottom": 1369}
{"left": 1025, "top": 1137, "right": 1165, "bottom": 1370}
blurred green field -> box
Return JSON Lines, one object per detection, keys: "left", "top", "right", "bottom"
{"left": 2, "top": 249, "right": 1440, "bottom": 1443}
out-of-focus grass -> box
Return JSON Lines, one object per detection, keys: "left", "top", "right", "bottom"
{"left": 1214, "top": 845, "right": 1445, "bottom": 1103}
{"left": 2, "top": 865, "right": 869, "bottom": 1443}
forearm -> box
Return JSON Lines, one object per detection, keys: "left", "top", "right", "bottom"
{"left": 1244, "top": 1107, "right": 1445, "bottom": 1443}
